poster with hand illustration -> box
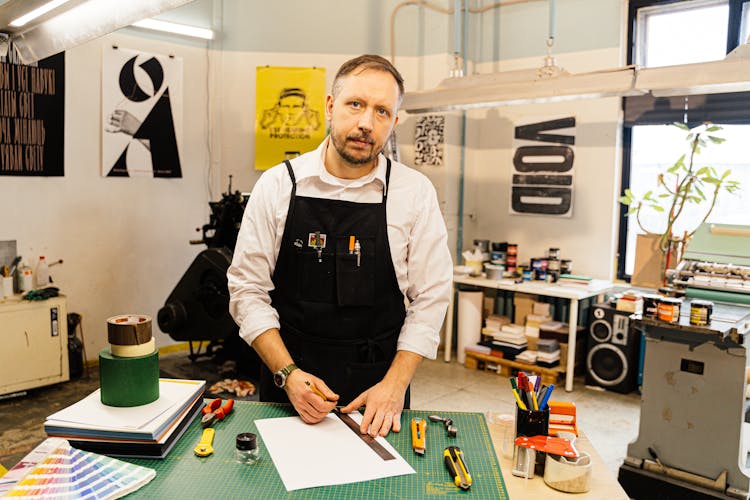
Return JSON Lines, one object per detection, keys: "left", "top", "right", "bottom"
{"left": 101, "top": 46, "right": 183, "bottom": 177}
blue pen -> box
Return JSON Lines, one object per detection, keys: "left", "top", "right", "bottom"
{"left": 538, "top": 384, "right": 554, "bottom": 410}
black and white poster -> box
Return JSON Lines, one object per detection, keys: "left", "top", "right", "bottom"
{"left": 414, "top": 115, "right": 444, "bottom": 166}
{"left": 102, "top": 46, "right": 183, "bottom": 177}
{"left": 0, "top": 48, "right": 64, "bottom": 176}
{"left": 510, "top": 116, "right": 576, "bottom": 217}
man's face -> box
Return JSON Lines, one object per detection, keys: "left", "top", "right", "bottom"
{"left": 326, "top": 69, "right": 400, "bottom": 169}
{"left": 278, "top": 95, "right": 305, "bottom": 125}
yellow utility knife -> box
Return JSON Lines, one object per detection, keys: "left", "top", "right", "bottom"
{"left": 194, "top": 427, "right": 215, "bottom": 457}
{"left": 411, "top": 417, "right": 427, "bottom": 455}
{"left": 444, "top": 445, "right": 472, "bottom": 490}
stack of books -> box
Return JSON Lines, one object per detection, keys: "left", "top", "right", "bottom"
{"left": 557, "top": 274, "right": 593, "bottom": 285}
{"left": 536, "top": 338, "right": 561, "bottom": 368}
{"left": 44, "top": 379, "right": 205, "bottom": 459}
{"left": 480, "top": 325, "right": 528, "bottom": 360}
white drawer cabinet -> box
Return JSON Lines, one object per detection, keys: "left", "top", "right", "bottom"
{"left": 0, "top": 296, "right": 69, "bottom": 395}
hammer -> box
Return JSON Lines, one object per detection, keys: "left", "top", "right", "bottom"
{"left": 429, "top": 415, "right": 457, "bottom": 437}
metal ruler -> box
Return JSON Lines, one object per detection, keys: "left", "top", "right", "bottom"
{"left": 335, "top": 410, "right": 395, "bottom": 461}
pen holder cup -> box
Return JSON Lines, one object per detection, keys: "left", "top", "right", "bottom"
{"left": 515, "top": 405, "right": 549, "bottom": 471}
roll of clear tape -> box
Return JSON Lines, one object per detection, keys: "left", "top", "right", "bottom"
{"left": 110, "top": 337, "right": 156, "bottom": 358}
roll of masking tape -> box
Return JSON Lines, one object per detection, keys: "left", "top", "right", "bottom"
{"left": 110, "top": 337, "right": 156, "bottom": 358}
{"left": 99, "top": 348, "right": 159, "bottom": 407}
{"left": 107, "top": 314, "right": 153, "bottom": 345}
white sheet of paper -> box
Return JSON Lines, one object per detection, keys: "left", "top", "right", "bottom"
{"left": 255, "top": 411, "right": 415, "bottom": 491}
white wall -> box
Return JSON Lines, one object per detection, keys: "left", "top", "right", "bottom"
{"left": 0, "top": 32, "right": 212, "bottom": 360}
{"left": 460, "top": 49, "right": 624, "bottom": 279}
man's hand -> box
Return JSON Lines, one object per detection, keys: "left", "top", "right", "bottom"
{"left": 106, "top": 109, "right": 141, "bottom": 135}
{"left": 285, "top": 369, "right": 339, "bottom": 424}
{"left": 340, "top": 379, "right": 406, "bottom": 437}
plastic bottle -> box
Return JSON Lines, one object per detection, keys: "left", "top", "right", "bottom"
{"left": 35, "top": 256, "right": 49, "bottom": 289}
{"left": 19, "top": 263, "right": 33, "bottom": 292}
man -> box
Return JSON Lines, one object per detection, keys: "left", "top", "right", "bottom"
{"left": 228, "top": 54, "right": 452, "bottom": 438}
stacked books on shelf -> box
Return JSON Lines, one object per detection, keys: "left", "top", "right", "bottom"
{"left": 536, "top": 338, "right": 561, "bottom": 368}
{"left": 44, "top": 379, "right": 205, "bottom": 459}
{"left": 480, "top": 324, "right": 528, "bottom": 360}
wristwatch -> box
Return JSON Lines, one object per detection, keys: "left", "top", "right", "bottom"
{"left": 273, "top": 363, "right": 298, "bottom": 389}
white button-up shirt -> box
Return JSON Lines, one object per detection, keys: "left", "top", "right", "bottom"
{"left": 227, "top": 138, "right": 452, "bottom": 359}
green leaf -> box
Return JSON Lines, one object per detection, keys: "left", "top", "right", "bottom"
{"left": 721, "top": 169, "right": 731, "bottom": 179}
{"left": 696, "top": 167, "right": 709, "bottom": 177}
{"left": 673, "top": 122, "right": 690, "bottom": 131}
{"left": 618, "top": 195, "right": 632, "bottom": 205}
{"left": 624, "top": 188, "right": 634, "bottom": 198}
{"left": 708, "top": 135, "right": 725, "bottom": 144}
{"left": 695, "top": 186, "right": 705, "bottom": 200}
{"left": 643, "top": 190, "right": 653, "bottom": 200}
{"left": 668, "top": 164, "right": 681, "bottom": 174}
{"left": 627, "top": 206, "right": 637, "bottom": 215}
{"left": 652, "top": 206, "right": 665, "bottom": 212}
{"left": 706, "top": 125, "right": 721, "bottom": 132}
{"left": 658, "top": 193, "right": 671, "bottom": 198}
{"left": 701, "top": 176, "right": 720, "bottom": 185}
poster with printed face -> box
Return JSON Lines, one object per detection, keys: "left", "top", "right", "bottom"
{"left": 101, "top": 46, "right": 183, "bottom": 177}
{"left": 255, "top": 67, "right": 326, "bottom": 171}
{"left": 510, "top": 116, "right": 576, "bottom": 217}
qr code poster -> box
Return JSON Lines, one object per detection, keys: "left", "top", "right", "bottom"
{"left": 414, "top": 115, "right": 444, "bottom": 166}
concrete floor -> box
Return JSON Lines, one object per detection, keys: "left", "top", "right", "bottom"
{"left": 0, "top": 351, "right": 640, "bottom": 477}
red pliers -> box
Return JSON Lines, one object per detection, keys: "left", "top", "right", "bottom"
{"left": 201, "top": 398, "right": 234, "bottom": 428}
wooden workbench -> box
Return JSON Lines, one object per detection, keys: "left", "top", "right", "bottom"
{"left": 487, "top": 415, "right": 629, "bottom": 498}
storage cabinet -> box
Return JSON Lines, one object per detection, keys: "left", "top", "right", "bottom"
{"left": 0, "top": 296, "right": 69, "bottom": 395}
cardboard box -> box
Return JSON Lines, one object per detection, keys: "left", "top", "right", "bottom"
{"left": 532, "top": 301, "right": 551, "bottom": 317}
{"left": 513, "top": 293, "right": 538, "bottom": 326}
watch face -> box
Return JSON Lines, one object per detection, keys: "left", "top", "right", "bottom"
{"left": 274, "top": 372, "right": 284, "bottom": 388}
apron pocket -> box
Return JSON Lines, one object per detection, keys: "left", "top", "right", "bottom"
{"left": 296, "top": 249, "right": 335, "bottom": 303}
{"left": 336, "top": 237, "right": 375, "bottom": 306}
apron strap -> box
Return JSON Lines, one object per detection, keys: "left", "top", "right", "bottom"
{"left": 283, "top": 159, "right": 297, "bottom": 217}
{"left": 383, "top": 158, "right": 392, "bottom": 202}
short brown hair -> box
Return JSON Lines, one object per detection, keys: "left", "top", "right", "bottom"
{"left": 331, "top": 54, "right": 404, "bottom": 102}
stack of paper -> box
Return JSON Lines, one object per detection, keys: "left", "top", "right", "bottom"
{"left": 44, "top": 379, "right": 205, "bottom": 459}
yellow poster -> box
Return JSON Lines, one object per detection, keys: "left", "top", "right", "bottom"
{"left": 255, "top": 66, "right": 326, "bottom": 170}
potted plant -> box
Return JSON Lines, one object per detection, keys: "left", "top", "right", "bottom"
{"left": 619, "top": 122, "right": 741, "bottom": 286}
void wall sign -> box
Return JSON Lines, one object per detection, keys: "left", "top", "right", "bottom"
{"left": 510, "top": 116, "right": 576, "bottom": 217}
{"left": 0, "top": 48, "right": 65, "bottom": 177}
{"left": 255, "top": 66, "right": 326, "bottom": 171}
{"left": 102, "top": 46, "right": 183, "bottom": 178}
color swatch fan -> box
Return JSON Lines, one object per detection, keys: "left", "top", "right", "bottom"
{"left": 4, "top": 438, "right": 155, "bottom": 499}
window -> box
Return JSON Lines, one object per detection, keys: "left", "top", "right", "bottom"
{"left": 617, "top": 0, "right": 750, "bottom": 279}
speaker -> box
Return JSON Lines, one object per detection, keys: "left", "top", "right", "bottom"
{"left": 585, "top": 303, "right": 641, "bottom": 394}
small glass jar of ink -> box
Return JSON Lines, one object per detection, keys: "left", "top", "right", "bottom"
{"left": 235, "top": 432, "right": 259, "bottom": 464}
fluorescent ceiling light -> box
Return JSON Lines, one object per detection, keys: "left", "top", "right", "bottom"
{"left": 402, "top": 42, "right": 750, "bottom": 113}
{"left": 402, "top": 64, "right": 644, "bottom": 114}
{"left": 10, "top": 0, "right": 71, "bottom": 27}
{"left": 635, "top": 42, "right": 750, "bottom": 97}
{"left": 131, "top": 18, "right": 214, "bottom": 40}
{"left": 10, "top": 0, "right": 193, "bottom": 64}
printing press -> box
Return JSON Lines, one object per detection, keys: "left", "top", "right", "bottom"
{"left": 620, "top": 224, "right": 750, "bottom": 499}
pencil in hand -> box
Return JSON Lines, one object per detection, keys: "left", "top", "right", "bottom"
{"left": 305, "top": 380, "right": 329, "bottom": 401}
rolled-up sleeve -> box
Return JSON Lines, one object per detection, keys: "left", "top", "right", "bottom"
{"left": 396, "top": 183, "right": 453, "bottom": 359}
{"left": 227, "top": 171, "right": 285, "bottom": 346}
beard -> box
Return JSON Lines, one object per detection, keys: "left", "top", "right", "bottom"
{"left": 330, "top": 128, "right": 382, "bottom": 166}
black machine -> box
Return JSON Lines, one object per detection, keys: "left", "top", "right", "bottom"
{"left": 585, "top": 303, "right": 641, "bottom": 394}
{"left": 158, "top": 177, "right": 259, "bottom": 372}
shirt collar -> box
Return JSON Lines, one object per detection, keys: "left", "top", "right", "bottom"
{"left": 294, "top": 137, "right": 387, "bottom": 189}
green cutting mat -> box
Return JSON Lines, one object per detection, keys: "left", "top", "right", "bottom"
{"left": 125, "top": 401, "right": 508, "bottom": 499}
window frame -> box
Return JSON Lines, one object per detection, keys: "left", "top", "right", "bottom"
{"left": 617, "top": 0, "right": 750, "bottom": 281}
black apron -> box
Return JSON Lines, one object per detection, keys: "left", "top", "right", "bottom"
{"left": 260, "top": 158, "right": 409, "bottom": 408}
